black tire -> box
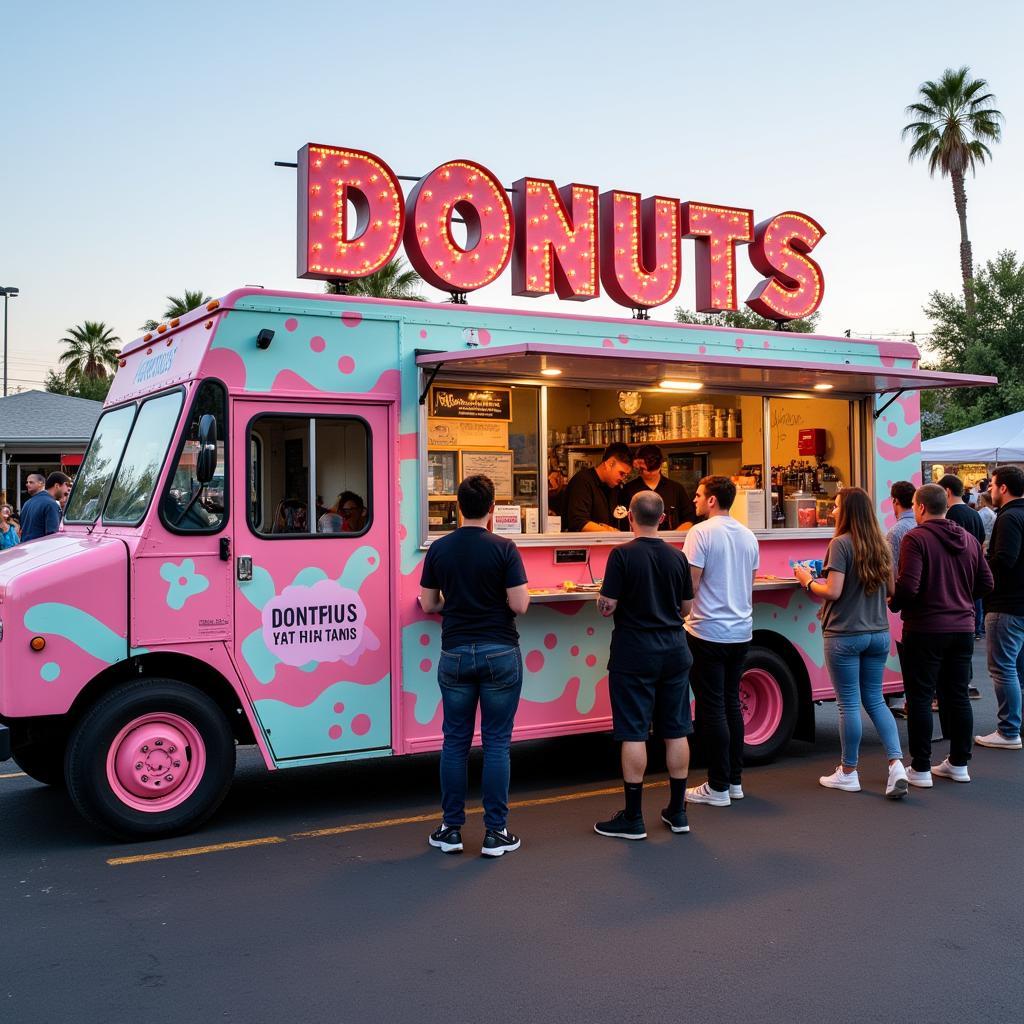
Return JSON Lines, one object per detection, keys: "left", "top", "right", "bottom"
{"left": 65, "top": 678, "right": 236, "bottom": 842}
{"left": 11, "top": 739, "right": 67, "bottom": 788}
{"left": 741, "top": 647, "right": 799, "bottom": 765}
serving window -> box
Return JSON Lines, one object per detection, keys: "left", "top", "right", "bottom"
{"left": 420, "top": 367, "right": 867, "bottom": 542}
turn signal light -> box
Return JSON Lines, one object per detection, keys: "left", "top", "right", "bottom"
{"left": 30, "top": 636, "right": 46, "bottom": 652}
{"left": 206, "top": 299, "right": 220, "bottom": 311}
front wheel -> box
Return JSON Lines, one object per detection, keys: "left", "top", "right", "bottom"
{"left": 740, "top": 648, "right": 799, "bottom": 764}
{"left": 65, "top": 678, "right": 236, "bottom": 841}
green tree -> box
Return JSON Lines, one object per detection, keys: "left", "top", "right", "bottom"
{"left": 920, "top": 250, "right": 1024, "bottom": 438}
{"left": 323, "top": 257, "right": 427, "bottom": 301}
{"left": 57, "top": 321, "right": 121, "bottom": 382}
{"left": 45, "top": 368, "right": 113, "bottom": 402}
{"left": 674, "top": 306, "right": 820, "bottom": 333}
{"left": 142, "top": 289, "right": 212, "bottom": 332}
{"left": 902, "top": 67, "right": 1003, "bottom": 317}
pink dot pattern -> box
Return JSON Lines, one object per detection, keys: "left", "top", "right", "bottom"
{"left": 525, "top": 650, "right": 545, "bottom": 673}
{"left": 544, "top": 633, "right": 557, "bottom": 650}
{"left": 351, "top": 714, "right": 371, "bottom": 736}
{"left": 341, "top": 311, "right": 362, "bottom": 328}
{"left": 310, "top": 335, "right": 325, "bottom": 352}
{"left": 285, "top": 318, "right": 298, "bottom": 332}
{"left": 338, "top": 355, "right": 355, "bottom": 374}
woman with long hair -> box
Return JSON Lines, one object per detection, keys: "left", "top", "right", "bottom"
{"left": 794, "top": 487, "right": 908, "bottom": 798}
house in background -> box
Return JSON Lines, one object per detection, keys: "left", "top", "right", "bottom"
{"left": 0, "top": 391, "right": 102, "bottom": 507}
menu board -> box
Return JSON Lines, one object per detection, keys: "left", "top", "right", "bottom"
{"left": 427, "top": 419, "right": 509, "bottom": 449}
{"left": 460, "top": 450, "right": 514, "bottom": 497}
{"left": 430, "top": 385, "right": 511, "bottom": 421}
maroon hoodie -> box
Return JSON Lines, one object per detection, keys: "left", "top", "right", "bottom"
{"left": 890, "top": 518, "right": 994, "bottom": 632}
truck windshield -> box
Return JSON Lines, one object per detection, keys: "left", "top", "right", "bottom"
{"left": 65, "top": 391, "right": 184, "bottom": 525}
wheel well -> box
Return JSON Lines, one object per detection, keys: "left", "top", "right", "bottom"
{"left": 751, "top": 630, "right": 814, "bottom": 743}
{"left": 64, "top": 653, "right": 255, "bottom": 745}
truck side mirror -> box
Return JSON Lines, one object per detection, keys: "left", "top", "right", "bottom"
{"left": 196, "top": 414, "right": 217, "bottom": 484}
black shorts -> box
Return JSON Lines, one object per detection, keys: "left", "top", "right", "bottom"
{"left": 608, "top": 646, "right": 693, "bottom": 742}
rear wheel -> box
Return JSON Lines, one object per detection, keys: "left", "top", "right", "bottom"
{"left": 741, "top": 648, "right": 799, "bottom": 764}
{"left": 65, "top": 678, "right": 236, "bottom": 841}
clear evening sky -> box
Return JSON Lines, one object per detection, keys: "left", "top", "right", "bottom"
{"left": 3, "top": 0, "right": 1022, "bottom": 390}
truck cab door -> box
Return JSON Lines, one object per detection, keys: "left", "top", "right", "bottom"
{"left": 231, "top": 401, "right": 393, "bottom": 764}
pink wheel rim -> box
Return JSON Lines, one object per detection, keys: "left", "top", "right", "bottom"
{"left": 740, "top": 668, "right": 784, "bottom": 746}
{"left": 105, "top": 712, "right": 206, "bottom": 813}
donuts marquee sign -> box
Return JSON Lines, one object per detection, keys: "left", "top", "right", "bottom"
{"left": 297, "top": 144, "right": 825, "bottom": 321}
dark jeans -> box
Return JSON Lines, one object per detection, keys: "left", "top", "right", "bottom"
{"left": 437, "top": 643, "right": 523, "bottom": 830}
{"left": 974, "top": 598, "right": 986, "bottom": 637}
{"left": 687, "top": 633, "right": 749, "bottom": 791}
{"left": 901, "top": 630, "right": 974, "bottom": 770}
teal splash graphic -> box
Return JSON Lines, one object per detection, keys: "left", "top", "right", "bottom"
{"left": 24, "top": 603, "right": 127, "bottom": 665}
{"left": 160, "top": 559, "right": 211, "bottom": 610}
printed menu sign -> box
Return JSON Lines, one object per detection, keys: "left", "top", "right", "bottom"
{"left": 430, "top": 385, "right": 511, "bottom": 421}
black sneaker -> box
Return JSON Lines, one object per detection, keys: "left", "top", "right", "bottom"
{"left": 481, "top": 828, "right": 521, "bottom": 857}
{"left": 428, "top": 823, "right": 463, "bottom": 854}
{"left": 594, "top": 809, "right": 647, "bottom": 840}
{"left": 660, "top": 807, "right": 690, "bottom": 833}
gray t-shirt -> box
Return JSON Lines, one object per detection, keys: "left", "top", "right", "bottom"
{"left": 820, "top": 534, "right": 889, "bottom": 637}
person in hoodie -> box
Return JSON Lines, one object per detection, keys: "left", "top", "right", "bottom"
{"left": 890, "top": 483, "right": 993, "bottom": 786}
{"left": 794, "top": 487, "right": 908, "bottom": 799}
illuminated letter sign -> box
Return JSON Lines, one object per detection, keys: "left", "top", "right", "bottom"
{"left": 403, "top": 160, "right": 514, "bottom": 295}
{"left": 295, "top": 144, "right": 827, "bottom": 321}
{"left": 297, "top": 144, "right": 404, "bottom": 279}
{"left": 745, "top": 212, "right": 826, "bottom": 320}
{"left": 511, "top": 178, "right": 599, "bottom": 300}
{"left": 682, "top": 202, "right": 754, "bottom": 313}
{"left": 599, "top": 191, "right": 682, "bottom": 309}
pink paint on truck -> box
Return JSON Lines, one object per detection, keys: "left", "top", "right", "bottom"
{"left": 0, "top": 290, "right": 993, "bottom": 839}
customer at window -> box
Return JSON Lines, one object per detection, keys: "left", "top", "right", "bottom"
{"left": 0, "top": 503, "right": 20, "bottom": 549}
{"left": 794, "top": 487, "right": 908, "bottom": 799}
{"left": 335, "top": 491, "right": 367, "bottom": 532}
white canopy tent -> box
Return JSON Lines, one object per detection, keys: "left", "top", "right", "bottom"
{"left": 921, "top": 410, "right": 1024, "bottom": 463}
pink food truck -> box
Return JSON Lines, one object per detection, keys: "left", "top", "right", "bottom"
{"left": 0, "top": 145, "right": 994, "bottom": 839}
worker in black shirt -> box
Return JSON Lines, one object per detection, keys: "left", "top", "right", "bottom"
{"left": 562, "top": 442, "right": 633, "bottom": 532}
{"left": 621, "top": 444, "right": 697, "bottom": 532}
{"left": 593, "top": 489, "right": 695, "bottom": 839}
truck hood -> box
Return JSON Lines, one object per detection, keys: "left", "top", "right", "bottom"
{"left": 0, "top": 534, "right": 128, "bottom": 592}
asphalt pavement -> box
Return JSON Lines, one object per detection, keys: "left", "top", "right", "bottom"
{"left": 2, "top": 643, "right": 1022, "bottom": 1024}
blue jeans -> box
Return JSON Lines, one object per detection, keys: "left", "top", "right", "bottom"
{"left": 975, "top": 598, "right": 986, "bottom": 636}
{"left": 985, "top": 612, "right": 1024, "bottom": 737}
{"left": 824, "top": 631, "right": 902, "bottom": 767}
{"left": 438, "top": 643, "right": 523, "bottom": 830}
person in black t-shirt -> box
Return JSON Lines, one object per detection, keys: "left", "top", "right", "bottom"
{"left": 620, "top": 444, "right": 697, "bottom": 532}
{"left": 419, "top": 474, "right": 530, "bottom": 857}
{"left": 593, "top": 490, "right": 695, "bottom": 840}
{"left": 939, "top": 474, "right": 987, "bottom": 647}
{"left": 562, "top": 443, "right": 633, "bottom": 532}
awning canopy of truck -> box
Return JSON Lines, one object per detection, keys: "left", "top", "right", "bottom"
{"left": 415, "top": 342, "right": 996, "bottom": 397}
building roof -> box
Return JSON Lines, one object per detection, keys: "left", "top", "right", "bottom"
{"left": 0, "top": 390, "right": 103, "bottom": 445}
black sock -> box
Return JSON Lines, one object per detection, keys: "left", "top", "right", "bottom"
{"left": 624, "top": 781, "right": 643, "bottom": 819}
{"left": 668, "top": 776, "right": 688, "bottom": 813}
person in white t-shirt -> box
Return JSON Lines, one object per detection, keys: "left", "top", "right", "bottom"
{"left": 683, "top": 476, "right": 760, "bottom": 807}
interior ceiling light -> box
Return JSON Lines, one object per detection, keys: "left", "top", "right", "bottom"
{"left": 813, "top": 382, "right": 834, "bottom": 391}
{"left": 658, "top": 379, "right": 704, "bottom": 392}
{"left": 540, "top": 367, "right": 562, "bottom": 376}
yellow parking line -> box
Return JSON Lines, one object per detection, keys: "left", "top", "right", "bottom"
{"left": 0, "top": 771, "right": 27, "bottom": 779}
{"left": 107, "top": 836, "right": 286, "bottom": 866}
{"left": 108, "top": 779, "right": 671, "bottom": 866}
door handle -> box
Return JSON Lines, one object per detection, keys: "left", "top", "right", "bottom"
{"left": 220, "top": 537, "right": 231, "bottom": 561}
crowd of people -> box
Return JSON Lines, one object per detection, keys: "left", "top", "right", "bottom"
{"left": 418, "top": 457, "right": 1024, "bottom": 856}
{"left": 0, "top": 471, "right": 73, "bottom": 548}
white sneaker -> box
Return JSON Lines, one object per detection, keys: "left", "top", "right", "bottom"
{"left": 932, "top": 758, "right": 971, "bottom": 783}
{"left": 907, "top": 768, "right": 933, "bottom": 788}
{"left": 728, "top": 784, "right": 744, "bottom": 800}
{"left": 686, "top": 782, "right": 731, "bottom": 807}
{"left": 819, "top": 766, "right": 861, "bottom": 792}
{"left": 885, "top": 761, "right": 909, "bottom": 800}
{"left": 974, "top": 730, "right": 1022, "bottom": 749}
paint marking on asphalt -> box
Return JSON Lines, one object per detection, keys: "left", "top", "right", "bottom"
{"left": 107, "top": 836, "right": 286, "bottom": 866}
{"left": 0, "top": 771, "right": 27, "bottom": 779}
{"left": 108, "top": 779, "right": 670, "bottom": 865}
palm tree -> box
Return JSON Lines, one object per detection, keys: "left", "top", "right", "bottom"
{"left": 323, "top": 257, "right": 426, "bottom": 301}
{"left": 58, "top": 321, "right": 121, "bottom": 382}
{"left": 141, "top": 289, "right": 212, "bottom": 332}
{"left": 902, "top": 67, "right": 1003, "bottom": 317}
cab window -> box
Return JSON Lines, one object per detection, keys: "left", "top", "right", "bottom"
{"left": 161, "top": 380, "right": 228, "bottom": 533}
{"left": 248, "top": 415, "right": 371, "bottom": 537}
